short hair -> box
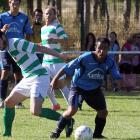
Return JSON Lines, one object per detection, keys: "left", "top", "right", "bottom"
{"left": 33, "top": 9, "right": 43, "bottom": 16}
{"left": 9, "top": 0, "right": 21, "bottom": 4}
{"left": 96, "top": 37, "right": 110, "bottom": 47}
{"left": 45, "top": 6, "right": 56, "bottom": 15}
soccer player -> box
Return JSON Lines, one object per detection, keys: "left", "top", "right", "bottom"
{"left": 49, "top": 37, "right": 122, "bottom": 139}
{"left": 0, "top": 31, "right": 73, "bottom": 137}
{"left": 41, "top": 6, "right": 69, "bottom": 110}
{"left": 0, "top": 0, "right": 33, "bottom": 108}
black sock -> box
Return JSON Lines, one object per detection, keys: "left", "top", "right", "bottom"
{"left": 94, "top": 115, "right": 106, "bottom": 137}
{"left": 0, "top": 80, "right": 8, "bottom": 101}
{"left": 55, "top": 115, "right": 70, "bottom": 134}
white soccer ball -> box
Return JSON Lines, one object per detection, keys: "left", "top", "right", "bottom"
{"left": 74, "top": 126, "right": 93, "bottom": 140}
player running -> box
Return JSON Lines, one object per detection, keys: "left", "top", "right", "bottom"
{"left": 0, "top": 31, "right": 73, "bottom": 137}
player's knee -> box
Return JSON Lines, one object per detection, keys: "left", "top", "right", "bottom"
{"left": 67, "top": 106, "right": 78, "bottom": 117}
{"left": 4, "top": 99, "right": 13, "bottom": 107}
{"left": 97, "top": 109, "right": 108, "bottom": 118}
{"left": 30, "top": 109, "right": 41, "bottom": 117}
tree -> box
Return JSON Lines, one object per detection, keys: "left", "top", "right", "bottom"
{"left": 0, "top": 0, "right": 9, "bottom": 12}
{"left": 76, "top": 0, "right": 81, "bottom": 16}
{"left": 93, "top": 0, "right": 99, "bottom": 21}
{"left": 113, "top": 0, "right": 117, "bottom": 17}
{"left": 55, "top": 0, "right": 61, "bottom": 22}
{"left": 84, "top": 0, "right": 90, "bottom": 38}
{"left": 27, "top": 0, "right": 33, "bottom": 18}
{"left": 123, "top": 0, "right": 131, "bottom": 31}
{"left": 37, "top": 0, "right": 42, "bottom": 9}
{"left": 134, "top": 0, "right": 139, "bottom": 21}
{"left": 100, "top": 0, "right": 106, "bottom": 21}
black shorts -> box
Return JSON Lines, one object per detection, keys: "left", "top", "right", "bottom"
{"left": 68, "top": 83, "right": 107, "bottom": 110}
{"left": 0, "top": 52, "right": 21, "bottom": 73}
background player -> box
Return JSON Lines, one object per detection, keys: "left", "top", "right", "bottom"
{"left": 0, "top": 0, "right": 33, "bottom": 108}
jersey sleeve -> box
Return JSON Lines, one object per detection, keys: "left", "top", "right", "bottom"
{"left": 62, "top": 55, "right": 83, "bottom": 75}
{"left": 109, "top": 60, "right": 122, "bottom": 82}
{"left": 24, "top": 16, "right": 33, "bottom": 35}
{"left": 56, "top": 24, "right": 68, "bottom": 40}
{"left": 14, "top": 39, "right": 37, "bottom": 54}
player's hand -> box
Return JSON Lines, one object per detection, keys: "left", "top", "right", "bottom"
{"left": 50, "top": 79, "right": 58, "bottom": 93}
{"left": 2, "top": 24, "right": 9, "bottom": 32}
{"left": 59, "top": 52, "right": 67, "bottom": 63}
{"left": 46, "top": 37, "right": 55, "bottom": 43}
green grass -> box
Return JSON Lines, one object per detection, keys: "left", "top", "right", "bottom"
{"left": 0, "top": 91, "right": 140, "bottom": 140}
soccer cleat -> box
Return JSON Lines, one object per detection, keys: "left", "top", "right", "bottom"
{"left": 93, "top": 135, "right": 107, "bottom": 139}
{"left": 49, "top": 132, "right": 60, "bottom": 138}
{"left": 65, "top": 118, "right": 75, "bottom": 137}
{"left": 0, "top": 101, "right": 4, "bottom": 108}
{"left": 15, "top": 103, "right": 25, "bottom": 109}
{"left": 51, "top": 103, "right": 60, "bottom": 111}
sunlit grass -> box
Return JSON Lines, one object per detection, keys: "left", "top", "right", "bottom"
{"left": 0, "top": 91, "right": 140, "bottom": 140}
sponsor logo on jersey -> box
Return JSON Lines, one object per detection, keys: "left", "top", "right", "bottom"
{"left": 87, "top": 68, "right": 104, "bottom": 79}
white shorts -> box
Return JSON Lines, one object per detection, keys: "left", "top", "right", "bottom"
{"left": 13, "top": 75, "right": 50, "bottom": 100}
{"left": 42, "top": 63, "right": 66, "bottom": 80}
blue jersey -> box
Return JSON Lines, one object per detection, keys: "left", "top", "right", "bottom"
{"left": 62, "top": 52, "right": 121, "bottom": 90}
{"left": 0, "top": 11, "right": 33, "bottom": 52}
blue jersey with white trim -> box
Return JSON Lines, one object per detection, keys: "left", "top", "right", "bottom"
{"left": 62, "top": 52, "right": 121, "bottom": 90}
{"left": 0, "top": 11, "right": 33, "bottom": 52}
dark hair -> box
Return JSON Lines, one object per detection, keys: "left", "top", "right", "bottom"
{"left": 85, "top": 33, "right": 96, "bottom": 51}
{"left": 0, "top": 31, "right": 5, "bottom": 38}
{"left": 33, "top": 9, "right": 43, "bottom": 16}
{"left": 109, "top": 31, "right": 119, "bottom": 46}
{"left": 96, "top": 37, "right": 110, "bottom": 47}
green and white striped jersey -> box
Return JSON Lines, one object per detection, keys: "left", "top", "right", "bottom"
{"left": 8, "top": 38, "right": 48, "bottom": 78}
{"left": 41, "top": 22, "right": 68, "bottom": 64}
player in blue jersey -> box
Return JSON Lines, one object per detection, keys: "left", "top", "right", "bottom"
{"left": 0, "top": 0, "right": 33, "bottom": 108}
{"left": 49, "top": 37, "right": 122, "bottom": 139}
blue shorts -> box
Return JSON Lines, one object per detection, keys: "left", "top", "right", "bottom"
{"left": 68, "top": 83, "right": 107, "bottom": 110}
{"left": 0, "top": 52, "right": 21, "bottom": 73}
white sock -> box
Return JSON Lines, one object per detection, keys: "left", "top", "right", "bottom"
{"left": 47, "top": 86, "right": 58, "bottom": 106}
{"left": 60, "top": 85, "right": 69, "bottom": 103}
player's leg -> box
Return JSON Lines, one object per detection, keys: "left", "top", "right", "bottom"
{"left": 3, "top": 91, "right": 27, "bottom": 136}
{"left": 30, "top": 97, "right": 61, "bottom": 120}
{"left": 42, "top": 64, "right": 60, "bottom": 110}
{"left": 85, "top": 87, "right": 108, "bottom": 138}
{"left": 49, "top": 83, "right": 80, "bottom": 138}
{"left": 0, "top": 52, "right": 11, "bottom": 108}
{"left": 47, "top": 85, "right": 60, "bottom": 110}
{"left": 57, "top": 78, "right": 69, "bottom": 102}
{"left": 12, "top": 58, "right": 24, "bottom": 109}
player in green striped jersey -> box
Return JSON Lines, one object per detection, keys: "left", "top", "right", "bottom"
{"left": 41, "top": 6, "right": 69, "bottom": 111}
{"left": 0, "top": 31, "right": 72, "bottom": 137}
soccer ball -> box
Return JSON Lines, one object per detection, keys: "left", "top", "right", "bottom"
{"left": 74, "top": 126, "right": 93, "bottom": 140}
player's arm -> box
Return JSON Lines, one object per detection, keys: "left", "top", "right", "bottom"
{"left": 47, "top": 37, "right": 68, "bottom": 44}
{"left": 35, "top": 44, "right": 67, "bottom": 63}
{"left": 50, "top": 69, "right": 66, "bottom": 92}
{"left": 0, "top": 24, "right": 9, "bottom": 32}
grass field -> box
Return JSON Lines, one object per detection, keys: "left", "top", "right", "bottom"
{"left": 0, "top": 91, "right": 140, "bottom": 140}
